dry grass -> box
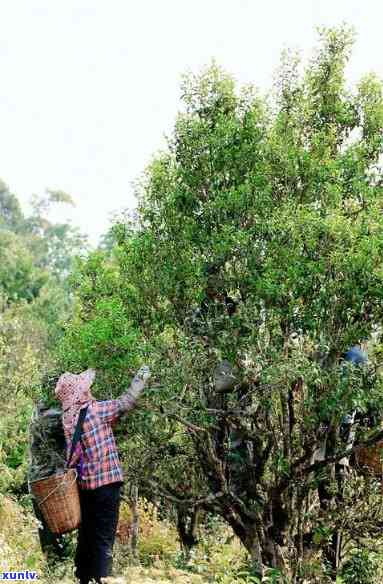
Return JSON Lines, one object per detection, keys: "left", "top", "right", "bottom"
{"left": 0, "top": 495, "right": 251, "bottom": 584}
{"left": 106, "top": 567, "right": 206, "bottom": 583}
{"left": 39, "top": 569, "right": 207, "bottom": 584}
{"left": 0, "top": 494, "right": 45, "bottom": 574}
{"left": 0, "top": 496, "right": 208, "bottom": 583}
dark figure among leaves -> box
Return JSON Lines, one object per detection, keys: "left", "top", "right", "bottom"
{"left": 28, "top": 402, "right": 69, "bottom": 561}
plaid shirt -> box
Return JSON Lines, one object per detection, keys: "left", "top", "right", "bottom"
{"left": 67, "top": 390, "right": 140, "bottom": 490}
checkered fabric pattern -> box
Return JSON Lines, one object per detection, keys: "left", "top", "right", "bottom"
{"left": 67, "top": 393, "right": 137, "bottom": 490}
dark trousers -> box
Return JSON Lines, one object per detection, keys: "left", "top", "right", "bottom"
{"left": 75, "top": 482, "right": 122, "bottom": 584}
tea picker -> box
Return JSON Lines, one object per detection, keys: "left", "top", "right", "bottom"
{"left": 29, "top": 365, "right": 152, "bottom": 584}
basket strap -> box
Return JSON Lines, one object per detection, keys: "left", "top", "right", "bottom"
{"left": 67, "top": 405, "right": 89, "bottom": 468}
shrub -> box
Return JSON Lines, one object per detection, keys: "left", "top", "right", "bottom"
{"left": 340, "top": 549, "right": 378, "bottom": 584}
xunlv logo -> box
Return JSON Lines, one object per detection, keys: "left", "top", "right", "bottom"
{"left": 0, "top": 573, "right": 38, "bottom": 580}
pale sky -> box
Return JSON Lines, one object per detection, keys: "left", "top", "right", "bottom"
{"left": 0, "top": 0, "right": 382, "bottom": 244}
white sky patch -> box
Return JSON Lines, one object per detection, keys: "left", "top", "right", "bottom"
{"left": 0, "top": 0, "right": 382, "bottom": 244}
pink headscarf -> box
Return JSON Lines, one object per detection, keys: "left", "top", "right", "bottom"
{"left": 55, "top": 369, "right": 96, "bottom": 439}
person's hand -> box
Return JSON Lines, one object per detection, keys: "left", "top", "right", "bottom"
{"left": 128, "top": 365, "right": 151, "bottom": 399}
{"left": 134, "top": 365, "right": 151, "bottom": 384}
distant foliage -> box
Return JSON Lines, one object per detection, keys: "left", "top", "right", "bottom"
{"left": 0, "top": 183, "right": 87, "bottom": 494}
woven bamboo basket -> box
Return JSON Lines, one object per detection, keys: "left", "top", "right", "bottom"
{"left": 30, "top": 469, "right": 81, "bottom": 534}
{"left": 355, "top": 441, "right": 383, "bottom": 477}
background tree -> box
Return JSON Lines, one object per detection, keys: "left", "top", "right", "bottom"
{"left": 0, "top": 182, "right": 87, "bottom": 494}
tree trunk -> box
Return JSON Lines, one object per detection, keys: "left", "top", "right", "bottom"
{"left": 243, "top": 531, "right": 264, "bottom": 578}
{"left": 130, "top": 485, "right": 139, "bottom": 563}
{"left": 177, "top": 505, "right": 202, "bottom": 557}
{"left": 222, "top": 516, "right": 264, "bottom": 577}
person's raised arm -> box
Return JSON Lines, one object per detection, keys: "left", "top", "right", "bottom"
{"left": 97, "top": 365, "right": 151, "bottom": 424}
